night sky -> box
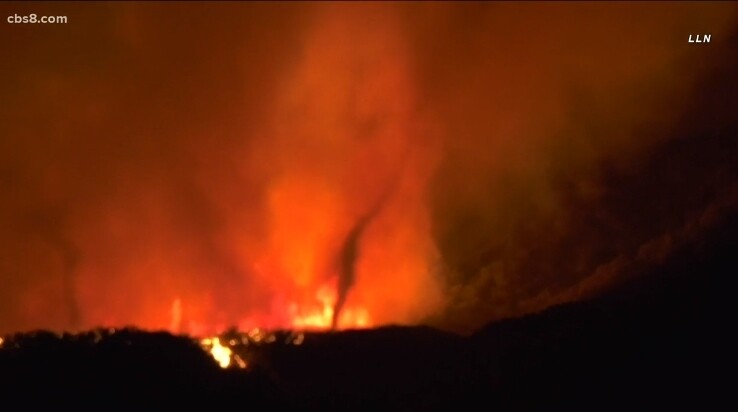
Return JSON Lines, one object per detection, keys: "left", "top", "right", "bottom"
{"left": 1, "top": 2, "right": 736, "bottom": 335}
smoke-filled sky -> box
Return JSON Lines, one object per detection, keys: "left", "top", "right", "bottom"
{"left": 1, "top": 2, "right": 737, "bottom": 335}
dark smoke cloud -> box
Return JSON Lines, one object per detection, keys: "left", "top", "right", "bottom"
{"left": 409, "top": 3, "right": 738, "bottom": 332}
{"left": 0, "top": 2, "right": 737, "bottom": 334}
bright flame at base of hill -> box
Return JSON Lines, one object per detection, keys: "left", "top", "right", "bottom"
{"left": 198, "top": 329, "right": 305, "bottom": 369}
{"left": 200, "top": 337, "right": 234, "bottom": 368}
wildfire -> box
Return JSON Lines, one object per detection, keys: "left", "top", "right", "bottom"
{"left": 0, "top": 5, "right": 443, "bottom": 342}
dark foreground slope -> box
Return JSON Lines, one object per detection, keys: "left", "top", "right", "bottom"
{"left": 1, "top": 208, "right": 736, "bottom": 410}
{"left": 468, "top": 205, "right": 738, "bottom": 410}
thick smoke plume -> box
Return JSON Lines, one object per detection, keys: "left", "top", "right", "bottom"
{"left": 1, "top": 3, "right": 737, "bottom": 334}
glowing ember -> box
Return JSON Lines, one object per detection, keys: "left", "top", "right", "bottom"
{"left": 0, "top": 337, "right": 3, "bottom": 347}
{"left": 200, "top": 337, "right": 233, "bottom": 369}
{"left": 248, "top": 328, "right": 264, "bottom": 343}
{"left": 233, "top": 354, "right": 247, "bottom": 369}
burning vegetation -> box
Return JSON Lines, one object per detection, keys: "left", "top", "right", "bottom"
{"left": 199, "top": 328, "right": 307, "bottom": 369}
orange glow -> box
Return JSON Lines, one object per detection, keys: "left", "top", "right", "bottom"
{"left": 0, "top": 4, "right": 445, "bottom": 337}
{"left": 170, "top": 298, "right": 182, "bottom": 333}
